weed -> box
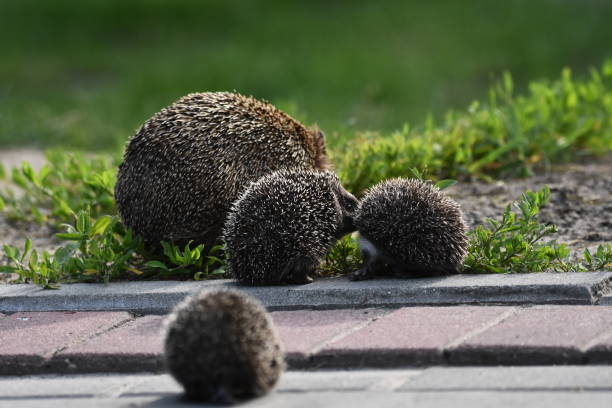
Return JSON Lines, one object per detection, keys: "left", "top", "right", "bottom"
{"left": 335, "top": 62, "right": 612, "bottom": 195}
{"left": 465, "top": 186, "right": 612, "bottom": 274}
{"left": 0, "top": 150, "right": 117, "bottom": 224}
{"left": 0, "top": 208, "right": 225, "bottom": 286}
{"left": 319, "top": 235, "right": 363, "bottom": 277}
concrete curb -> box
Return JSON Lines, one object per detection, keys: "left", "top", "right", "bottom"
{"left": 1, "top": 272, "right": 611, "bottom": 314}
{"left": 3, "top": 343, "right": 612, "bottom": 376}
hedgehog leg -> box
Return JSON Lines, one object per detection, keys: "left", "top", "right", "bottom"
{"left": 349, "top": 236, "right": 382, "bottom": 281}
{"left": 279, "top": 255, "right": 315, "bottom": 285}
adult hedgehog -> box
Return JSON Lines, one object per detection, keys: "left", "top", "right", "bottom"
{"left": 115, "top": 92, "right": 328, "bottom": 248}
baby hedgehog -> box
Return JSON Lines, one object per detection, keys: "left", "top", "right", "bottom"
{"left": 351, "top": 178, "right": 468, "bottom": 280}
{"left": 164, "top": 289, "right": 285, "bottom": 403}
{"left": 224, "top": 169, "right": 359, "bottom": 285}
{"left": 115, "top": 92, "right": 328, "bottom": 248}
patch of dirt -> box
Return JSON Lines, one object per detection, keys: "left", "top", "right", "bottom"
{"left": 447, "top": 154, "right": 612, "bottom": 257}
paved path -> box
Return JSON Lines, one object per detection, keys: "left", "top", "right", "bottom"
{"left": 2, "top": 272, "right": 611, "bottom": 314}
{"left": 2, "top": 367, "right": 612, "bottom": 407}
{"left": 2, "top": 305, "right": 612, "bottom": 375}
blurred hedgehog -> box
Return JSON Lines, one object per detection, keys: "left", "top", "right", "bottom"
{"left": 224, "top": 169, "right": 359, "bottom": 285}
{"left": 115, "top": 92, "right": 328, "bottom": 249}
{"left": 351, "top": 178, "right": 468, "bottom": 280}
{"left": 164, "top": 289, "right": 285, "bottom": 403}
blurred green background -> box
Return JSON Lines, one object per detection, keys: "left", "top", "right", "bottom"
{"left": 1, "top": 0, "right": 611, "bottom": 151}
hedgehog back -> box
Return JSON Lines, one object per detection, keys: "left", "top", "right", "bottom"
{"left": 115, "top": 92, "right": 327, "bottom": 248}
{"left": 355, "top": 178, "right": 468, "bottom": 270}
{"left": 224, "top": 170, "right": 342, "bottom": 285}
{"left": 164, "top": 289, "right": 285, "bottom": 402}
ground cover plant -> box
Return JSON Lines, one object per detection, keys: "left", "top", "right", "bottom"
{"left": 1, "top": 63, "right": 611, "bottom": 287}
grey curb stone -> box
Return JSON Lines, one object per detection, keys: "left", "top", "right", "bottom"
{"left": 1, "top": 272, "right": 611, "bottom": 314}
{"left": 600, "top": 293, "right": 612, "bottom": 305}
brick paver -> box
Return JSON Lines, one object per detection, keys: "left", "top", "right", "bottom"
{"left": 271, "top": 309, "right": 386, "bottom": 360}
{"left": 316, "top": 306, "right": 514, "bottom": 366}
{"left": 56, "top": 315, "right": 166, "bottom": 373}
{"left": 449, "top": 306, "right": 612, "bottom": 364}
{"left": 585, "top": 330, "right": 612, "bottom": 363}
{"left": 0, "top": 312, "right": 132, "bottom": 374}
{"left": 3, "top": 306, "right": 612, "bottom": 374}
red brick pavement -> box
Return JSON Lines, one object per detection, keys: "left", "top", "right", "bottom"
{"left": 1, "top": 306, "right": 612, "bottom": 374}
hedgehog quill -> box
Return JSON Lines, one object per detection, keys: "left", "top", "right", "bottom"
{"left": 224, "top": 169, "right": 359, "bottom": 285}
{"left": 115, "top": 92, "right": 328, "bottom": 249}
{"left": 164, "top": 289, "right": 285, "bottom": 403}
{"left": 351, "top": 178, "right": 468, "bottom": 280}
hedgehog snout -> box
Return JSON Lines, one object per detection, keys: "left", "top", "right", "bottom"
{"left": 334, "top": 184, "right": 360, "bottom": 237}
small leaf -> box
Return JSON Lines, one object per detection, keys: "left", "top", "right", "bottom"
{"left": 145, "top": 261, "right": 169, "bottom": 270}
{"left": 435, "top": 179, "right": 457, "bottom": 190}
{"left": 56, "top": 233, "right": 84, "bottom": 240}
{"left": 91, "top": 216, "right": 112, "bottom": 236}
{"left": 0, "top": 265, "right": 18, "bottom": 273}
{"left": 409, "top": 168, "right": 424, "bottom": 180}
{"left": 22, "top": 238, "right": 32, "bottom": 262}
{"left": 125, "top": 267, "right": 144, "bottom": 275}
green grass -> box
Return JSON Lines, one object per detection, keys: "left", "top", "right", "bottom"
{"left": 1, "top": 0, "right": 612, "bottom": 150}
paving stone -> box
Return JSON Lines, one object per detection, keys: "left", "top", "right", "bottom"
{"left": 56, "top": 315, "right": 166, "bottom": 373}
{"left": 3, "top": 391, "right": 611, "bottom": 408}
{"left": 271, "top": 309, "right": 385, "bottom": 363}
{"left": 600, "top": 293, "right": 612, "bottom": 305}
{"left": 585, "top": 329, "right": 612, "bottom": 363}
{"left": 276, "top": 369, "right": 420, "bottom": 392}
{"left": 0, "top": 311, "right": 132, "bottom": 375}
{"left": 316, "top": 306, "right": 512, "bottom": 367}
{"left": 449, "top": 306, "right": 612, "bottom": 365}
{"left": 120, "top": 374, "right": 182, "bottom": 396}
{"left": 400, "top": 366, "right": 612, "bottom": 391}
{"left": 3, "top": 371, "right": 612, "bottom": 408}
{"left": 0, "top": 373, "right": 142, "bottom": 398}
{"left": 2, "top": 271, "right": 610, "bottom": 314}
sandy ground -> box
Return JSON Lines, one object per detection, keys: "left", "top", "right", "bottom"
{"left": 1, "top": 149, "right": 610, "bottom": 282}
{"left": 447, "top": 154, "right": 612, "bottom": 257}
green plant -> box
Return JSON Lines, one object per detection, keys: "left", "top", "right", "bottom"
{"left": 465, "top": 186, "right": 612, "bottom": 274}
{"left": 145, "top": 242, "right": 225, "bottom": 280}
{"left": 581, "top": 244, "right": 612, "bottom": 272}
{"left": 335, "top": 62, "right": 612, "bottom": 195}
{"left": 319, "top": 235, "right": 363, "bottom": 277}
{"left": 0, "top": 150, "right": 118, "bottom": 224}
{"left": 0, "top": 208, "right": 226, "bottom": 287}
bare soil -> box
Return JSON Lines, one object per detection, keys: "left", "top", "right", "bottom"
{"left": 447, "top": 154, "right": 612, "bottom": 257}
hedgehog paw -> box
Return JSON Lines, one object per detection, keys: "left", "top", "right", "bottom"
{"left": 349, "top": 268, "right": 373, "bottom": 281}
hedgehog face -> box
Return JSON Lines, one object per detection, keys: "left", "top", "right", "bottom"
{"left": 224, "top": 169, "right": 351, "bottom": 286}
{"left": 331, "top": 178, "right": 360, "bottom": 238}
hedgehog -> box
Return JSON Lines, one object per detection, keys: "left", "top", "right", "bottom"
{"left": 224, "top": 169, "right": 359, "bottom": 285}
{"left": 164, "top": 289, "right": 285, "bottom": 403}
{"left": 114, "top": 92, "right": 328, "bottom": 249}
{"left": 351, "top": 178, "right": 468, "bottom": 280}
